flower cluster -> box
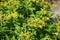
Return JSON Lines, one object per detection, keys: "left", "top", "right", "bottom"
{"left": 27, "top": 18, "right": 45, "bottom": 28}
{"left": 40, "top": 9, "right": 47, "bottom": 15}
{"left": 42, "top": 16, "right": 50, "bottom": 21}
{"left": 0, "top": 1, "right": 7, "bottom": 6}
{"left": 5, "top": 12, "right": 19, "bottom": 20}
{"left": 20, "top": 32, "right": 32, "bottom": 40}
{"left": 56, "top": 20, "right": 60, "bottom": 32}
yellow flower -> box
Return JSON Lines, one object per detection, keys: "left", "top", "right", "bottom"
{"left": 0, "top": 2, "right": 7, "bottom": 6}
{"left": 42, "top": 17, "right": 50, "bottom": 21}
{"left": 5, "top": 14, "right": 12, "bottom": 20}
{"left": 42, "top": 0, "right": 45, "bottom": 3}
{"left": 36, "top": 0, "right": 39, "bottom": 3}
{"left": 5, "top": 12, "right": 19, "bottom": 20}
{"left": 4, "top": 2, "right": 7, "bottom": 6}
{"left": 45, "top": 2, "right": 48, "bottom": 5}
{"left": 56, "top": 21, "right": 60, "bottom": 26}
{"left": 11, "top": 12, "right": 19, "bottom": 18}
{"left": 31, "top": 0, "right": 38, "bottom": 2}
{"left": 13, "top": 8, "right": 17, "bottom": 12}
{"left": 31, "top": 0, "right": 36, "bottom": 2}
{"left": 40, "top": 9, "right": 47, "bottom": 15}
{"left": 0, "top": 11, "right": 3, "bottom": 21}
{"left": 0, "top": 18, "right": 2, "bottom": 21}
{"left": 38, "top": 20, "right": 45, "bottom": 28}
{"left": 56, "top": 26, "right": 60, "bottom": 32}
{"left": 11, "top": 1, "right": 19, "bottom": 5}
{"left": 56, "top": 21, "right": 60, "bottom": 32}
{"left": 19, "top": 32, "right": 32, "bottom": 40}
{"left": 34, "top": 18, "right": 40, "bottom": 22}
{"left": 43, "top": 5, "right": 48, "bottom": 9}
{"left": 27, "top": 18, "right": 45, "bottom": 28}
{"left": 0, "top": 11, "right": 3, "bottom": 14}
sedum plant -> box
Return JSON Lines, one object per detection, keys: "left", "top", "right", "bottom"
{"left": 0, "top": 0, "right": 60, "bottom": 40}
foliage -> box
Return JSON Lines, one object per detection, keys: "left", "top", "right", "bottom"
{"left": 0, "top": 0, "right": 60, "bottom": 40}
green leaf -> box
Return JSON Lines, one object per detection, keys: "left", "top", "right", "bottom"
{"left": 11, "top": 36, "right": 16, "bottom": 40}
{"left": 5, "top": 35, "right": 10, "bottom": 40}
{"left": 0, "top": 26, "right": 3, "bottom": 32}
